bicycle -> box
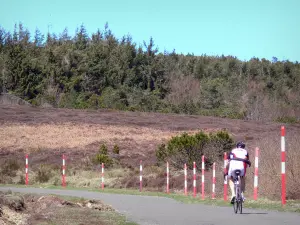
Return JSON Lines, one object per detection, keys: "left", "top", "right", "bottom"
{"left": 232, "top": 169, "right": 243, "bottom": 214}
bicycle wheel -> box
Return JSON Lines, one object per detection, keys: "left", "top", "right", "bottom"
{"left": 234, "top": 200, "right": 239, "bottom": 214}
{"left": 233, "top": 182, "right": 239, "bottom": 214}
{"left": 238, "top": 176, "right": 243, "bottom": 214}
{"left": 239, "top": 199, "right": 243, "bottom": 214}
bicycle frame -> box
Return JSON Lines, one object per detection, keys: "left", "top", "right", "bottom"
{"left": 233, "top": 174, "right": 243, "bottom": 214}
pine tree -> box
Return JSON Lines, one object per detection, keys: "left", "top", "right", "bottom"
{"left": 34, "top": 28, "right": 44, "bottom": 47}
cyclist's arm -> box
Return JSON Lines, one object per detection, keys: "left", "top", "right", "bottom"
{"left": 227, "top": 152, "right": 231, "bottom": 160}
{"left": 246, "top": 151, "right": 251, "bottom": 166}
{"left": 228, "top": 152, "right": 235, "bottom": 161}
{"left": 246, "top": 152, "right": 249, "bottom": 160}
{"left": 224, "top": 152, "right": 231, "bottom": 175}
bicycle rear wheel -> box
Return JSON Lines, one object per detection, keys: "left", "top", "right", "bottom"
{"left": 234, "top": 200, "right": 239, "bottom": 214}
{"left": 238, "top": 176, "right": 243, "bottom": 214}
{"left": 233, "top": 182, "right": 239, "bottom": 214}
{"left": 238, "top": 200, "right": 243, "bottom": 214}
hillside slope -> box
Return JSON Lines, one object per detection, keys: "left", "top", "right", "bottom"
{"left": 1, "top": 105, "right": 299, "bottom": 168}
{"left": 1, "top": 24, "right": 300, "bottom": 122}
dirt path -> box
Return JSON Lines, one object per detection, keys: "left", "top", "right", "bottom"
{"left": 0, "top": 187, "right": 299, "bottom": 225}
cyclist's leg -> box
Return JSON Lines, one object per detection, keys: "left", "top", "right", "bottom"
{"left": 228, "top": 167, "right": 236, "bottom": 203}
{"left": 229, "top": 177, "right": 236, "bottom": 204}
{"left": 229, "top": 177, "right": 235, "bottom": 199}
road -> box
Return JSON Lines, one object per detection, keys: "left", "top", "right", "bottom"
{"left": 0, "top": 187, "right": 299, "bottom": 225}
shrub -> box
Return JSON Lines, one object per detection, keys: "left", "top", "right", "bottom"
{"left": 113, "top": 144, "right": 120, "bottom": 154}
{"left": 156, "top": 130, "right": 234, "bottom": 169}
{"left": 99, "top": 144, "right": 108, "bottom": 155}
{"left": 35, "top": 164, "right": 52, "bottom": 183}
{"left": 18, "top": 175, "right": 25, "bottom": 185}
{"left": 98, "top": 87, "right": 129, "bottom": 110}
{"left": 94, "top": 154, "right": 113, "bottom": 166}
{"left": 93, "top": 143, "right": 113, "bottom": 167}
{"left": 204, "top": 130, "right": 234, "bottom": 166}
{"left": 1, "top": 159, "right": 21, "bottom": 177}
{"left": 53, "top": 177, "right": 60, "bottom": 186}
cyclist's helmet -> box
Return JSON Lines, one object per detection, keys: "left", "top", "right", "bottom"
{"left": 236, "top": 141, "right": 245, "bottom": 149}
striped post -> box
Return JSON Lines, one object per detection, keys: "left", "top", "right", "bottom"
{"left": 184, "top": 163, "right": 187, "bottom": 195}
{"left": 254, "top": 147, "right": 259, "bottom": 200}
{"left": 166, "top": 162, "right": 169, "bottom": 194}
{"left": 62, "top": 154, "right": 66, "bottom": 187}
{"left": 281, "top": 126, "right": 286, "bottom": 205}
{"left": 224, "top": 152, "right": 228, "bottom": 201}
{"left": 25, "top": 154, "right": 29, "bottom": 185}
{"left": 212, "top": 162, "right": 216, "bottom": 199}
{"left": 193, "top": 162, "right": 196, "bottom": 197}
{"left": 201, "top": 155, "right": 205, "bottom": 200}
{"left": 101, "top": 163, "right": 104, "bottom": 190}
{"left": 140, "top": 160, "right": 143, "bottom": 192}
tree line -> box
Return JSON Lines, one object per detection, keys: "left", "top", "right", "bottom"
{"left": 0, "top": 23, "right": 300, "bottom": 122}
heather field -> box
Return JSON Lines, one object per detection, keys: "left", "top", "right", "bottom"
{"left": 0, "top": 104, "right": 300, "bottom": 200}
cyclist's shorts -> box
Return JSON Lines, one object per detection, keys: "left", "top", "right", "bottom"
{"left": 228, "top": 167, "right": 245, "bottom": 178}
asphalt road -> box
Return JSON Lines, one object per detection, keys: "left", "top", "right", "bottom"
{"left": 0, "top": 187, "right": 299, "bottom": 225}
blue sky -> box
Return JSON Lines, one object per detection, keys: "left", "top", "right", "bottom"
{"left": 0, "top": 0, "right": 299, "bottom": 62}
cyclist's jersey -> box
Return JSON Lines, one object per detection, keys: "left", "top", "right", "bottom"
{"left": 228, "top": 147, "right": 249, "bottom": 174}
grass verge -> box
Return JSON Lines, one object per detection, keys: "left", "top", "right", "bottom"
{"left": 35, "top": 206, "right": 138, "bottom": 225}
{"left": 53, "top": 195, "right": 137, "bottom": 225}
{"left": 1, "top": 184, "right": 299, "bottom": 213}
{"left": 0, "top": 188, "right": 138, "bottom": 225}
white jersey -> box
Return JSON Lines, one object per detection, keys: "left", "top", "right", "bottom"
{"left": 228, "top": 147, "right": 249, "bottom": 176}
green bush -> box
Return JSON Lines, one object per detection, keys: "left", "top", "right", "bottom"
{"left": 93, "top": 154, "right": 113, "bottom": 166}
{"left": 156, "top": 130, "right": 234, "bottom": 169}
{"left": 113, "top": 144, "right": 120, "bottom": 154}
{"left": 93, "top": 143, "right": 113, "bottom": 166}
{"left": 98, "top": 87, "right": 129, "bottom": 110}
{"left": 99, "top": 144, "right": 108, "bottom": 155}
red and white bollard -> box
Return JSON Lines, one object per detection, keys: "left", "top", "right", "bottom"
{"left": 201, "top": 155, "right": 205, "bottom": 200}
{"left": 184, "top": 163, "right": 187, "bottom": 195}
{"left": 25, "top": 154, "right": 29, "bottom": 185}
{"left": 62, "top": 154, "right": 66, "bottom": 187}
{"left": 212, "top": 162, "right": 216, "bottom": 199}
{"left": 281, "top": 126, "right": 286, "bottom": 205}
{"left": 101, "top": 163, "right": 104, "bottom": 190}
{"left": 253, "top": 147, "right": 259, "bottom": 200}
{"left": 140, "top": 160, "right": 143, "bottom": 192}
{"left": 193, "top": 162, "right": 196, "bottom": 197}
{"left": 166, "top": 162, "right": 169, "bottom": 194}
{"left": 224, "top": 152, "right": 228, "bottom": 201}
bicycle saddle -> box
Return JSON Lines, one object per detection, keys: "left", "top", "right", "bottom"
{"left": 234, "top": 170, "right": 241, "bottom": 176}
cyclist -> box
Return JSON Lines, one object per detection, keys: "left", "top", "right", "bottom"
{"left": 225, "top": 141, "right": 251, "bottom": 204}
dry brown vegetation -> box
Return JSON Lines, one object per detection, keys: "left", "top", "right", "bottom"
{"left": 0, "top": 191, "right": 122, "bottom": 225}
{"left": 250, "top": 134, "right": 300, "bottom": 200}
{"left": 0, "top": 123, "right": 176, "bottom": 152}
{"left": 0, "top": 105, "right": 300, "bottom": 200}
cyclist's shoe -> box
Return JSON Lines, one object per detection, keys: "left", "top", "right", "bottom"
{"left": 230, "top": 196, "right": 236, "bottom": 204}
